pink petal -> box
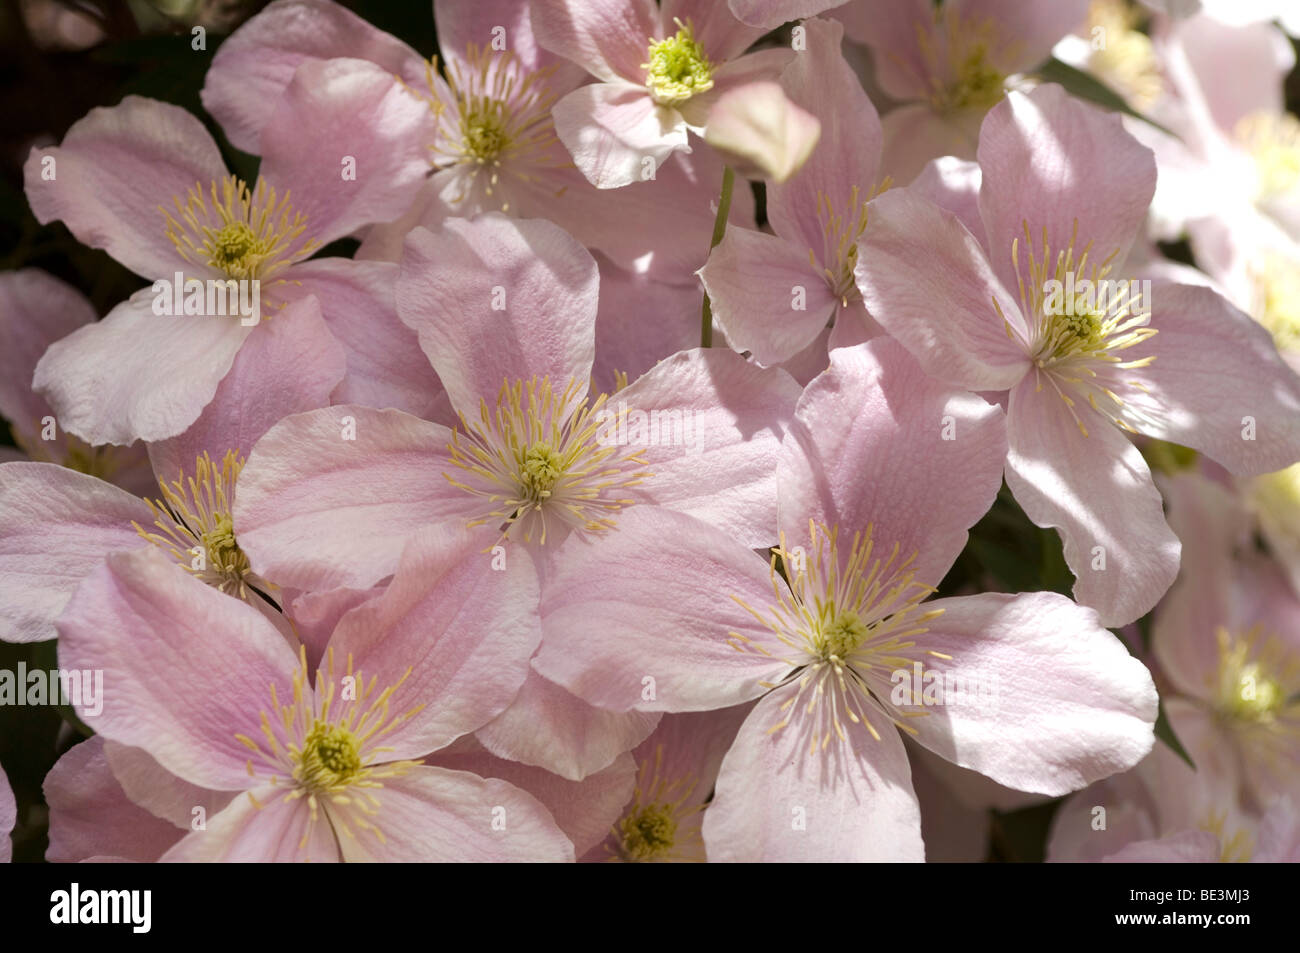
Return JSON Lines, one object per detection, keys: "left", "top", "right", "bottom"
{"left": 699, "top": 224, "right": 837, "bottom": 367}
{"left": 909, "top": 156, "right": 984, "bottom": 242}
{"left": 336, "top": 766, "right": 574, "bottom": 862}
{"left": 259, "top": 57, "right": 440, "bottom": 246}
{"left": 1102, "top": 831, "right": 1221, "bottom": 863}
{"left": 726, "top": 0, "right": 849, "bottom": 30}
{"left": 619, "top": 348, "right": 801, "bottom": 545}
{"left": 43, "top": 738, "right": 184, "bottom": 863}
{"left": 325, "top": 524, "right": 542, "bottom": 758}
{"left": 849, "top": 0, "right": 940, "bottom": 101}
{"left": 855, "top": 188, "right": 1031, "bottom": 390}
{"left": 534, "top": 505, "right": 788, "bottom": 712}
{"left": 23, "top": 96, "right": 227, "bottom": 280}
{"left": 977, "top": 85, "right": 1156, "bottom": 294}
{"left": 146, "top": 295, "right": 345, "bottom": 481}
{"left": 878, "top": 101, "right": 983, "bottom": 186}
{"left": 1004, "top": 376, "right": 1180, "bottom": 627}
{"left": 902, "top": 592, "right": 1157, "bottom": 795}
{"left": 767, "top": 17, "right": 882, "bottom": 252}
{"left": 0, "top": 269, "right": 95, "bottom": 445}
{"left": 286, "top": 583, "right": 387, "bottom": 675}
{"left": 200, "top": 0, "right": 426, "bottom": 153}
{"left": 960, "top": 0, "right": 1090, "bottom": 75}
{"left": 1119, "top": 283, "right": 1300, "bottom": 476}
{"left": 55, "top": 546, "right": 302, "bottom": 790}
{"left": 32, "top": 294, "right": 255, "bottom": 445}
{"left": 702, "top": 685, "right": 925, "bottom": 861}
{"left": 552, "top": 82, "right": 689, "bottom": 189}
{"left": 436, "top": 0, "right": 585, "bottom": 79}
{"left": 397, "top": 216, "right": 598, "bottom": 416}
{"left": 162, "top": 788, "right": 339, "bottom": 862}
{"left": 591, "top": 259, "right": 701, "bottom": 394}
{"left": 429, "top": 736, "right": 637, "bottom": 857}
{"left": 778, "top": 338, "right": 1007, "bottom": 589}
{"left": 233, "top": 405, "right": 466, "bottom": 590}
{"left": 101, "top": 741, "right": 235, "bottom": 831}
{"left": 699, "top": 80, "right": 821, "bottom": 183}
{"left": 529, "top": 0, "right": 659, "bottom": 84}
{"left": 665, "top": 0, "right": 767, "bottom": 61}
{"left": 475, "top": 670, "right": 660, "bottom": 781}
{"left": 0, "top": 462, "right": 151, "bottom": 643}
{"left": 279, "top": 257, "right": 446, "bottom": 418}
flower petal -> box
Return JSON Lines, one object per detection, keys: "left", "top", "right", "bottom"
{"left": 552, "top": 82, "right": 689, "bottom": 189}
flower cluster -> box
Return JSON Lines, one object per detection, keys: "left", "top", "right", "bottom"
{"left": 2, "top": 0, "right": 1299, "bottom": 864}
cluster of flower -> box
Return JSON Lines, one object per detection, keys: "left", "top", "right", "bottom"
{"left": 1, "top": 0, "right": 1298, "bottom": 863}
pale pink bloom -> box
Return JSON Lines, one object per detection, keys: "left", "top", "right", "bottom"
{"left": 1135, "top": 14, "right": 1298, "bottom": 242}
{"left": 845, "top": 0, "right": 1089, "bottom": 183}
{"left": 532, "top": 339, "right": 1158, "bottom": 861}
{"left": 533, "top": 0, "right": 792, "bottom": 187}
{"left": 232, "top": 214, "right": 800, "bottom": 779}
{"left": 583, "top": 706, "right": 751, "bottom": 862}
{"left": 56, "top": 539, "right": 573, "bottom": 862}
{"left": 429, "top": 735, "right": 637, "bottom": 857}
{"left": 1151, "top": 472, "right": 1300, "bottom": 809}
{"left": 204, "top": 0, "right": 743, "bottom": 284}
{"left": 0, "top": 763, "right": 14, "bottom": 863}
{"left": 856, "top": 83, "right": 1300, "bottom": 626}
{"left": 1052, "top": 1, "right": 1168, "bottom": 114}
{"left": 700, "top": 18, "right": 883, "bottom": 368}
{"left": 0, "top": 269, "right": 152, "bottom": 493}
{"left": 23, "top": 95, "right": 430, "bottom": 444}
{"left": 0, "top": 295, "right": 341, "bottom": 643}
{"left": 727, "top": 0, "right": 847, "bottom": 29}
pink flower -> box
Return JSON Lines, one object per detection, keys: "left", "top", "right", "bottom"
{"left": 533, "top": 0, "right": 792, "bottom": 187}
{"left": 0, "top": 294, "right": 341, "bottom": 643}
{"left": 0, "top": 268, "right": 152, "bottom": 493}
{"left": 203, "top": 0, "right": 744, "bottom": 284}
{"left": 584, "top": 706, "right": 752, "bottom": 862}
{"left": 231, "top": 213, "right": 801, "bottom": 779}
{"left": 532, "top": 339, "right": 1158, "bottom": 860}
{"left": 846, "top": 0, "right": 1090, "bottom": 183}
{"left": 855, "top": 83, "right": 1300, "bottom": 626}
{"left": 699, "top": 18, "right": 882, "bottom": 368}
{"left": 1151, "top": 472, "right": 1300, "bottom": 808}
{"left": 55, "top": 537, "right": 573, "bottom": 861}
{"left": 23, "top": 95, "right": 430, "bottom": 444}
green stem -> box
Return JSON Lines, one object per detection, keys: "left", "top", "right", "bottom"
{"left": 700, "top": 165, "right": 735, "bottom": 348}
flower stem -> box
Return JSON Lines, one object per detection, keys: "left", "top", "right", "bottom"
{"left": 700, "top": 165, "right": 735, "bottom": 348}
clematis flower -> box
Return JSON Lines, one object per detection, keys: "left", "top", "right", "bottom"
{"left": 231, "top": 213, "right": 800, "bottom": 780}
{"left": 55, "top": 534, "right": 574, "bottom": 862}
{"left": 855, "top": 83, "right": 1300, "bottom": 626}
{"left": 843, "top": 0, "right": 1089, "bottom": 183}
{"left": 531, "top": 0, "right": 792, "bottom": 187}
{"left": 699, "top": 17, "right": 883, "bottom": 368}
{"left": 1052, "top": 0, "right": 1167, "bottom": 113}
{"left": 531, "top": 339, "right": 1158, "bottom": 861}
{"left": 203, "top": 0, "right": 745, "bottom": 283}
{"left": 585, "top": 705, "right": 751, "bottom": 862}
{"left": 0, "top": 269, "right": 152, "bottom": 492}
{"left": 0, "top": 295, "right": 341, "bottom": 643}
{"left": 23, "top": 94, "right": 431, "bottom": 444}
{"left": 1151, "top": 472, "right": 1300, "bottom": 808}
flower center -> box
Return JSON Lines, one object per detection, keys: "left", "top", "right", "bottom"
{"left": 644, "top": 20, "right": 713, "bottom": 107}
{"left": 1236, "top": 111, "right": 1300, "bottom": 201}
{"left": 297, "top": 721, "right": 364, "bottom": 794}
{"left": 133, "top": 450, "right": 263, "bottom": 601}
{"left": 919, "top": 10, "right": 1006, "bottom": 114}
{"left": 730, "top": 522, "right": 945, "bottom": 755}
{"left": 1215, "top": 627, "right": 1290, "bottom": 723}
{"left": 444, "top": 377, "right": 651, "bottom": 546}
{"left": 1249, "top": 253, "right": 1300, "bottom": 353}
{"left": 1084, "top": 0, "right": 1162, "bottom": 109}
{"left": 810, "top": 183, "right": 890, "bottom": 302}
{"left": 161, "top": 174, "right": 315, "bottom": 282}
{"left": 1002, "top": 220, "right": 1158, "bottom": 437}
{"left": 605, "top": 743, "right": 701, "bottom": 863}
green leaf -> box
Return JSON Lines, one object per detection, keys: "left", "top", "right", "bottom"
{"left": 1036, "top": 57, "right": 1179, "bottom": 140}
